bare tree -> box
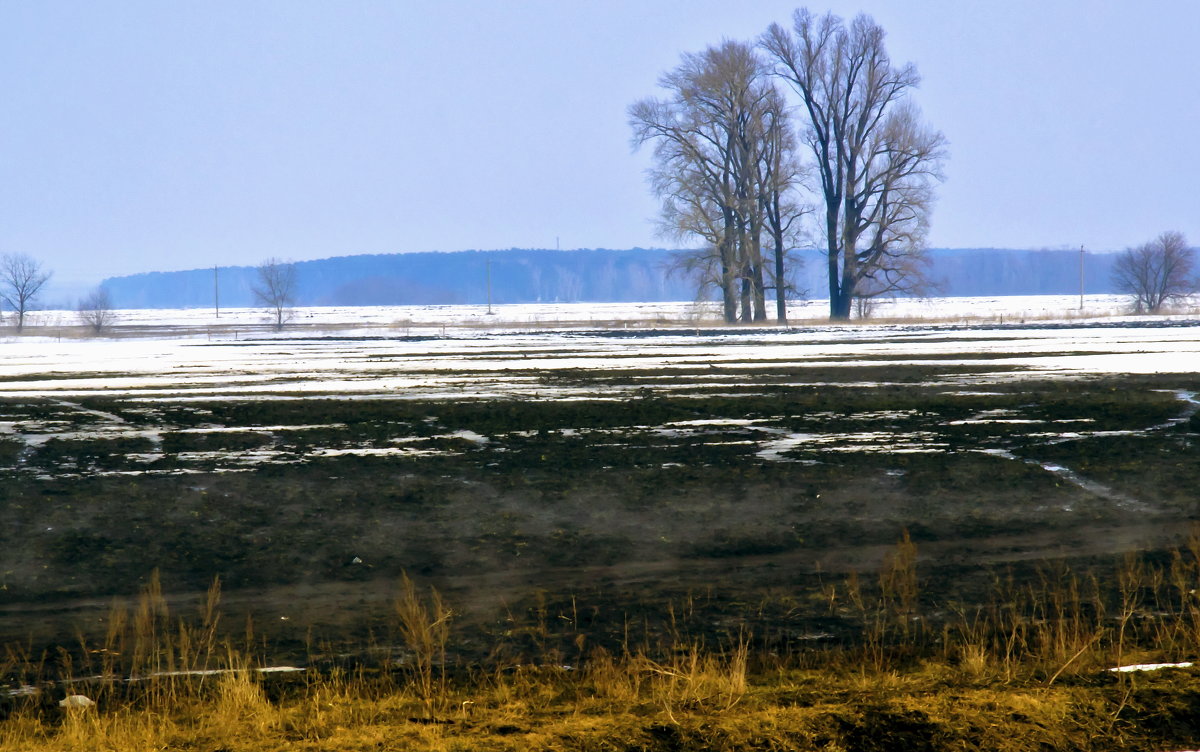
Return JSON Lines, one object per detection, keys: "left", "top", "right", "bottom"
{"left": 0, "top": 253, "right": 52, "bottom": 332}
{"left": 762, "top": 9, "right": 946, "bottom": 320}
{"left": 253, "top": 258, "right": 297, "bottom": 330}
{"left": 77, "top": 287, "right": 115, "bottom": 334}
{"left": 1112, "top": 231, "right": 1196, "bottom": 313}
{"left": 631, "top": 40, "right": 803, "bottom": 324}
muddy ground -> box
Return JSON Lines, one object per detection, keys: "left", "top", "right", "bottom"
{"left": 0, "top": 326, "right": 1198, "bottom": 668}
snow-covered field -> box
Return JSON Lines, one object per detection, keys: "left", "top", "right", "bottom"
{"left": 0, "top": 295, "right": 1199, "bottom": 403}
{"left": 17, "top": 294, "right": 1200, "bottom": 334}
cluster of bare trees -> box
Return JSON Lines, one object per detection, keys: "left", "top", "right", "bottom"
{"left": 0, "top": 252, "right": 117, "bottom": 335}
{"left": 631, "top": 8, "right": 945, "bottom": 322}
{"left": 0, "top": 252, "right": 301, "bottom": 334}
{"left": 1112, "top": 231, "right": 1197, "bottom": 313}
{"left": 630, "top": 42, "right": 805, "bottom": 323}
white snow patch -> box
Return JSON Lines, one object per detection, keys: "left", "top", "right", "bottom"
{"left": 446, "top": 429, "right": 489, "bottom": 445}
{"left": 1108, "top": 661, "right": 1194, "bottom": 673}
{"left": 59, "top": 695, "right": 95, "bottom": 709}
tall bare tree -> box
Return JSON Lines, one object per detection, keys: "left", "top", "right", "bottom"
{"left": 0, "top": 253, "right": 52, "bottom": 332}
{"left": 253, "top": 258, "right": 297, "bottom": 330}
{"left": 631, "top": 40, "right": 802, "bottom": 323}
{"left": 1112, "top": 231, "right": 1196, "bottom": 313}
{"left": 763, "top": 9, "right": 946, "bottom": 320}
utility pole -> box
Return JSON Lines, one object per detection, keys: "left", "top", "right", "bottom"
{"left": 486, "top": 259, "right": 493, "bottom": 315}
{"left": 214, "top": 266, "right": 220, "bottom": 318}
{"left": 1079, "top": 245, "right": 1085, "bottom": 311}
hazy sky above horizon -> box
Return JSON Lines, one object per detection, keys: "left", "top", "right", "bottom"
{"left": 2, "top": 1, "right": 1198, "bottom": 294}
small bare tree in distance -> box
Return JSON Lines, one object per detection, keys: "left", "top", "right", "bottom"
{"left": 0, "top": 253, "right": 52, "bottom": 332}
{"left": 253, "top": 258, "right": 297, "bottom": 330}
{"left": 77, "top": 287, "right": 115, "bottom": 335}
{"left": 1111, "top": 231, "right": 1196, "bottom": 313}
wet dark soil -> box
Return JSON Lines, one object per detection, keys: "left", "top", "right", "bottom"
{"left": 0, "top": 364, "right": 1197, "bottom": 667}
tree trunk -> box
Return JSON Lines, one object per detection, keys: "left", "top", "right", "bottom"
{"left": 740, "top": 273, "right": 753, "bottom": 322}
{"left": 771, "top": 192, "right": 787, "bottom": 324}
{"left": 720, "top": 266, "right": 737, "bottom": 323}
{"left": 750, "top": 232, "right": 766, "bottom": 321}
{"left": 831, "top": 288, "right": 853, "bottom": 320}
{"left": 832, "top": 245, "right": 857, "bottom": 321}
{"left": 825, "top": 207, "right": 842, "bottom": 319}
{"left": 720, "top": 214, "right": 738, "bottom": 323}
{"left": 773, "top": 249, "right": 787, "bottom": 323}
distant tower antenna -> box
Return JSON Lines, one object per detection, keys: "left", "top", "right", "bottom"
{"left": 214, "top": 265, "right": 219, "bottom": 318}
{"left": 556, "top": 236, "right": 560, "bottom": 251}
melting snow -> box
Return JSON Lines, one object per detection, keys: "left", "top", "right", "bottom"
{"left": 1108, "top": 662, "right": 1194, "bottom": 673}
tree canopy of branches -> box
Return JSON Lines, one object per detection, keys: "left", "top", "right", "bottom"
{"left": 630, "top": 40, "right": 806, "bottom": 324}
{"left": 77, "top": 287, "right": 115, "bottom": 335}
{"left": 762, "top": 9, "right": 945, "bottom": 320}
{"left": 0, "top": 253, "right": 52, "bottom": 332}
{"left": 253, "top": 258, "right": 297, "bottom": 330}
{"left": 1111, "top": 231, "right": 1196, "bottom": 313}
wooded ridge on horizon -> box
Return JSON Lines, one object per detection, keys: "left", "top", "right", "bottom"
{"left": 98, "top": 247, "right": 1120, "bottom": 310}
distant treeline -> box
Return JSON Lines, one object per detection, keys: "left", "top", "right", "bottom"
{"left": 100, "top": 247, "right": 1120, "bottom": 309}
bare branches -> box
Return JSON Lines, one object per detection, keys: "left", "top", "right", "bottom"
{"left": 633, "top": 9, "right": 944, "bottom": 323}
{"left": 631, "top": 40, "right": 803, "bottom": 324}
{"left": 0, "top": 253, "right": 51, "bottom": 332}
{"left": 1112, "top": 231, "right": 1196, "bottom": 313}
{"left": 762, "top": 9, "right": 945, "bottom": 320}
{"left": 253, "top": 258, "right": 297, "bottom": 331}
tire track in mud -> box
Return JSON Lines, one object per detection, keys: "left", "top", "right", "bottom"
{"left": 973, "top": 390, "right": 1199, "bottom": 512}
{"left": 12, "top": 398, "right": 162, "bottom": 449}
{"left": 975, "top": 447, "right": 1147, "bottom": 511}
{"left": 48, "top": 399, "right": 127, "bottom": 426}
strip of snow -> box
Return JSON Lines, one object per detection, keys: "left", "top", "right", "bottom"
{"left": 1108, "top": 662, "right": 1194, "bottom": 673}
{"left": 947, "top": 418, "right": 1043, "bottom": 425}
{"left": 173, "top": 424, "right": 346, "bottom": 433}
{"left": 307, "top": 447, "right": 447, "bottom": 458}
{"left": 134, "top": 666, "right": 305, "bottom": 680}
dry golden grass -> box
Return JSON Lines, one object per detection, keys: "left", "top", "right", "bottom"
{"left": 7, "top": 533, "right": 1200, "bottom": 750}
{"left": 3, "top": 663, "right": 1190, "bottom": 752}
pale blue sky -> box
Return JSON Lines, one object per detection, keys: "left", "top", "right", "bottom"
{"left": 2, "top": 1, "right": 1198, "bottom": 295}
